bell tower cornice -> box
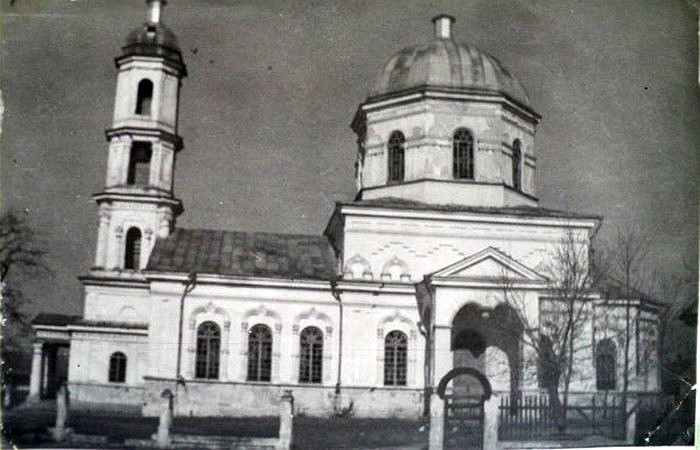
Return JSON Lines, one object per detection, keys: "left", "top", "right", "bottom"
{"left": 105, "top": 126, "right": 183, "bottom": 151}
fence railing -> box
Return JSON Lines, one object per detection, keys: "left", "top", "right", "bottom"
{"left": 498, "top": 393, "right": 626, "bottom": 441}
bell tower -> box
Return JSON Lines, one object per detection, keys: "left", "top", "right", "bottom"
{"left": 93, "top": 0, "right": 186, "bottom": 272}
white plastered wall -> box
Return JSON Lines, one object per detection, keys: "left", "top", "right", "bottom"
{"left": 83, "top": 284, "right": 150, "bottom": 324}
{"left": 341, "top": 211, "right": 593, "bottom": 284}
{"left": 145, "top": 280, "right": 424, "bottom": 390}
{"left": 112, "top": 57, "right": 181, "bottom": 134}
{"left": 68, "top": 330, "right": 148, "bottom": 385}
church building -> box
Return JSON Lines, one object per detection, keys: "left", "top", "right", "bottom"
{"left": 30, "top": 1, "right": 662, "bottom": 418}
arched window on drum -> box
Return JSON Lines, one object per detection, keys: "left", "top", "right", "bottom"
{"left": 453, "top": 128, "right": 474, "bottom": 180}
{"left": 387, "top": 131, "right": 405, "bottom": 183}
{"left": 512, "top": 139, "right": 522, "bottom": 190}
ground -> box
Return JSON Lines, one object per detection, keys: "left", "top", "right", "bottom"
{"left": 2, "top": 401, "right": 429, "bottom": 449}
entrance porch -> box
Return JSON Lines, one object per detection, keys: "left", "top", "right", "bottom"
{"left": 29, "top": 321, "right": 72, "bottom": 401}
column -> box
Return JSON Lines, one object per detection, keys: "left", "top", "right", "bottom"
{"left": 375, "top": 328, "right": 384, "bottom": 385}
{"left": 111, "top": 226, "right": 124, "bottom": 269}
{"left": 432, "top": 325, "right": 452, "bottom": 386}
{"left": 185, "top": 319, "right": 196, "bottom": 379}
{"left": 239, "top": 321, "right": 249, "bottom": 381}
{"left": 408, "top": 330, "right": 417, "bottom": 387}
{"left": 150, "top": 143, "right": 163, "bottom": 187}
{"left": 221, "top": 321, "right": 231, "bottom": 380}
{"left": 51, "top": 384, "right": 70, "bottom": 442}
{"left": 157, "top": 207, "right": 172, "bottom": 238}
{"left": 323, "top": 326, "right": 333, "bottom": 383}
{"left": 94, "top": 209, "right": 111, "bottom": 268}
{"left": 428, "top": 392, "right": 444, "bottom": 450}
{"left": 626, "top": 396, "right": 638, "bottom": 444}
{"left": 156, "top": 389, "right": 174, "bottom": 448}
{"left": 272, "top": 324, "right": 282, "bottom": 382}
{"left": 277, "top": 390, "right": 294, "bottom": 450}
{"left": 483, "top": 393, "right": 500, "bottom": 449}
{"left": 28, "top": 341, "right": 43, "bottom": 400}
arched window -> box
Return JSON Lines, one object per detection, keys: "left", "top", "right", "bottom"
{"left": 124, "top": 227, "right": 142, "bottom": 270}
{"left": 195, "top": 321, "right": 221, "bottom": 379}
{"left": 596, "top": 338, "right": 616, "bottom": 390}
{"left": 126, "top": 142, "right": 152, "bottom": 186}
{"left": 108, "top": 352, "right": 127, "bottom": 383}
{"left": 453, "top": 128, "right": 474, "bottom": 180}
{"left": 387, "top": 131, "right": 405, "bottom": 183}
{"left": 135, "top": 79, "right": 153, "bottom": 116}
{"left": 384, "top": 330, "right": 407, "bottom": 386}
{"left": 247, "top": 324, "right": 272, "bottom": 382}
{"left": 512, "top": 139, "right": 522, "bottom": 190}
{"left": 299, "top": 326, "right": 323, "bottom": 383}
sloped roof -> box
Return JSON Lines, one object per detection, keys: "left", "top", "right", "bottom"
{"left": 32, "top": 313, "right": 80, "bottom": 327}
{"left": 345, "top": 197, "right": 601, "bottom": 220}
{"left": 147, "top": 228, "right": 336, "bottom": 281}
{"left": 595, "top": 276, "right": 663, "bottom": 306}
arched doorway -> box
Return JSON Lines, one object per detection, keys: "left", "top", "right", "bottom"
{"left": 451, "top": 302, "right": 522, "bottom": 394}
{"left": 437, "top": 367, "right": 492, "bottom": 449}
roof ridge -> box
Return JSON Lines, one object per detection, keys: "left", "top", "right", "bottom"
{"left": 172, "top": 226, "right": 325, "bottom": 239}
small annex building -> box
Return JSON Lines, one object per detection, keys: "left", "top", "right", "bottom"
{"left": 30, "top": 1, "right": 662, "bottom": 418}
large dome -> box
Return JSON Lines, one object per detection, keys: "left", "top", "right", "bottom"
{"left": 370, "top": 15, "right": 532, "bottom": 109}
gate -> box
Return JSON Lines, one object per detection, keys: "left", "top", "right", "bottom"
{"left": 437, "top": 367, "right": 492, "bottom": 449}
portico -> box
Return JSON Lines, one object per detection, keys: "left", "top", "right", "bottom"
{"left": 29, "top": 321, "right": 72, "bottom": 400}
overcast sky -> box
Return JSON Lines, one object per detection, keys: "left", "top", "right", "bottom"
{"left": 2, "top": 0, "right": 698, "bottom": 318}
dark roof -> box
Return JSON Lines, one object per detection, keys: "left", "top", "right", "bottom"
{"left": 74, "top": 319, "right": 148, "bottom": 330}
{"left": 32, "top": 313, "right": 80, "bottom": 327}
{"left": 345, "top": 197, "right": 601, "bottom": 221}
{"left": 119, "top": 21, "right": 185, "bottom": 71}
{"left": 147, "top": 228, "right": 336, "bottom": 281}
{"left": 595, "top": 277, "right": 663, "bottom": 306}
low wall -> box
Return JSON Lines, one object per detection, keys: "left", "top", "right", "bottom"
{"left": 142, "top": 378, "right": 423, "bottom": 418}
{"left": 68, "top": 382, "right": 145, "bottom": 405}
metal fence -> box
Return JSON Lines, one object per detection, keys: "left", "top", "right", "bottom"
{"left": 498, "top": 393, "right": 626, "bottom": 441}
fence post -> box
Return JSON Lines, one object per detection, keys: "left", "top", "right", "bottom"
{"left": 277, "top": 390, "right": 294, "bottom": 450}
{"left": 625, "top": 396, "right": 638, "bottom": 445}
{"left": 51, "top": 384, "right": 70, "bottom": 442}
{"left": 156, "top": 389, "right": 174, "bottom": 448}
{"left": 428, "top": 391, "right": 444, "bottom": 450}
{"left": 483, "top": 393, "right": 499, "bottom": 449}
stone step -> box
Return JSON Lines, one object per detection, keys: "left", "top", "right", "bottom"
{"left": 170, "top": 433, "right": 278, "bottom": 449}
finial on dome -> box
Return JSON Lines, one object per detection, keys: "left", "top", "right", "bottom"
{"left": 432, "top": 14, "right": 455, "bottom": 39}
{"left": 146, "top": 0, "right": 167, "bottom": 24}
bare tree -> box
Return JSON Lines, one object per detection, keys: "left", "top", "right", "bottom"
{"left": 498, "top": 230, "right": 603, "bottom": 432}
{"left": 603, "top": 226, "right": 653, "bottom": 401}
{"left": 1, "top": 211, "right": 50, "bottom": 330}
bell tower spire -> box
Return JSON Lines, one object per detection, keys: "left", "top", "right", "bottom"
{"left": 147, "top": 0, "right": 164, "bottom": 24}
{"left": 92, "top": 0, "right": 186, "bottom": 273}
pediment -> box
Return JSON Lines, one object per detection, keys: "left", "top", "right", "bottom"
{"left": 429, "top": 247, "right": 546, "bottom": 282}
